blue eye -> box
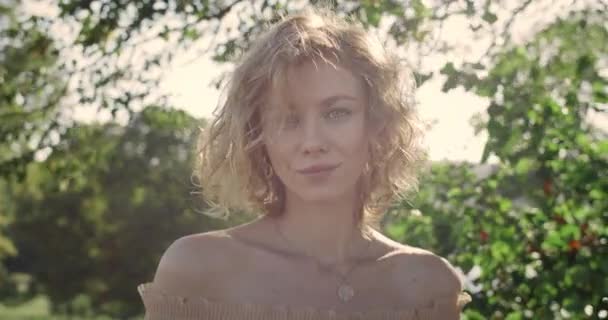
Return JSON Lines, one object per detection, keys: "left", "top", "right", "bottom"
{"left": 326, "top": 108, "right": 351, "bottom": 120}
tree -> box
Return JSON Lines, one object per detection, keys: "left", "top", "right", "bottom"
{"left": 4, "top": 106, "right": 230, "bottom": 317}
{"left": 0, "top": 0, "right": 66, "bottom": 300}
{"left": 6, "top": 0, "right": 602, "bottom": 180}
{"left": 10, "top": 0, "right": 596, "bottom": 177}
{"left": 387, "top": 9, "right": 607, "bottom": 319}
{"left": 4, "top": 0, "right": 606, "bottom": 318}
{"left": 0, "top": 0, "right": 67, "bottom": 179}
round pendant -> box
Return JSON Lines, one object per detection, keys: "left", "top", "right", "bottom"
{"left": 338, "top": 284, "right": 355, "bottom": 302}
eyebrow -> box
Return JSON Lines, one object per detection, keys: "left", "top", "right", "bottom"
{"left": 319, "top": 94, "right": 358, "bottom": 107}
{"left": 267, "top": 94, "right": 358, "bottom": 115}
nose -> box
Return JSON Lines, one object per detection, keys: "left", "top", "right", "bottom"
{"left": 299, "top": 116, "right": 327, "bottom": 155}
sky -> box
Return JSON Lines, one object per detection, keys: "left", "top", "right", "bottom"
{"left": 154, "top": 2, "right": 502, "bottom": 164}
{"left": 158, "top": 51, "right": 493, "bottom": 163}
{"left": 154, "top": 0, "right": 607, "bottom": 164}
{"left": 23, "top": 0, "right": 607, "bottom": 164}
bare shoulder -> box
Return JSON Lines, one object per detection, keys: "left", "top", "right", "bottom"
{"left": 152, "top": 230, "right": 239, "bottom": 298}
{"left": 369, "top": 230, "right": 463, "bottom": 301}
{"left": 387, "top": 245, "right": 464, "bottom": 304}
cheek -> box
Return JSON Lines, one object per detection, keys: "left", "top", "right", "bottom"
{"left": 344, "top": 137, "right": 368, "bottom": 159}
{"left": 338, "top": 121, "right": 370, "bottom": 158}
{"left": 331, "top": 136, "right": 370, "bottom": 181}
{"left": 352, "top": 139, "right": 371, "bottom": 169}
{"left": 264, "top": 140, "right": 292, "bottom": 174}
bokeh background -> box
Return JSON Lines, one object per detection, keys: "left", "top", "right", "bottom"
{"left": 1, "top": 0, "right": 606, "bottom": 319}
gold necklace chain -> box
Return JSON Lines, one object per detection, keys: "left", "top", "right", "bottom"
{"left": 272, "top": 218, "right": 374, "bottom": 303}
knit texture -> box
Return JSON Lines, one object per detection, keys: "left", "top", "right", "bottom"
{"left": 138, "top": 282, "right": 471, "bottom": 320}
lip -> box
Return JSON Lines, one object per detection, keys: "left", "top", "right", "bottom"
{"left": 296, "top": 163, "right": 340, "bottom": 174}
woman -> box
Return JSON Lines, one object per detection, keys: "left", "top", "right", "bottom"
{"left": 138, "top": 7, "right": 471, "bottom": 320}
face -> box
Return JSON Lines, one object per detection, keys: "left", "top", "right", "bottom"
{"left": 262, "top": 59, "right": 373, "bottom": 204}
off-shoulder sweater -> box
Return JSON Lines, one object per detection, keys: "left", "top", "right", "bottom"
{"left": 138, "top": 282, "right": 471, "bottom": 320}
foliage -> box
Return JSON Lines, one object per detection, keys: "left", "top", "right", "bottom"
{"left": 3, "top": 107, "right": 228, "bottom": 317}
{"left": 0, "top": 0, "right": 65, "bottom": 300}
{"left": 387, "top": 9, "right": 607, "bottom": 319}
{"left": 55, "top": 0, "right": 602, "bottom": 109}
{"left": 0, "top": 178, "right": 17, "bottom": 297}
{"left": 1, "top": 0, "right": 551, "bottom": 178}
{"left": 5, "top": 0, "right": 600, "bottom": 175}
{"left": 2, "top": 0, "right": 607, "bottom": 318}
{"left": 0, "top": 0, "right": 67, "bottom": 179}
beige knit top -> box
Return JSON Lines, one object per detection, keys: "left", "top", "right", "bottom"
{"left": 138, "top": 282, "right": 472, "bottom": 320}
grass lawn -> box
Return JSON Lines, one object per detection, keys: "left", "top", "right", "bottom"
{"left": 0, "top": 295, "right": 56, "bottom": 319}
{"left": 0, "top": 296, "right": 142, "bottom": 320}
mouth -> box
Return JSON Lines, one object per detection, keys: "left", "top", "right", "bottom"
{"left": 296, "top": 163, "right": 340, "bottom": 175}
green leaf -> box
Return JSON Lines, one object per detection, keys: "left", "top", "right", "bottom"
{"left": 589, "top": 188, "right": 603, "bottom": 200}
{"left": 363, "top": 3, "right": 382, "bottom": 27}
{"left": 514, "top": 158, "right": 535, "bottom": 175}
{"left": 543, "top": 230, "right": 565, "bottom": 250}
{"left": 386, "top": 222, "right": 406, "bottom": 239}
{"left": 482, "top": 11, "right": 498, "bottom": 24}
{"left": 558, "top": 224, "right": 580, "bottom": 241}
{"left": 491, "top": 241, "right": 512, "bottom": 261}
{"left": 597, "top": 140, "right": 608, "bottom": 154}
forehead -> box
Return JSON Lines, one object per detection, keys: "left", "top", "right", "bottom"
{"left": 266, "top": 59, "right": 366, "bottom": 112}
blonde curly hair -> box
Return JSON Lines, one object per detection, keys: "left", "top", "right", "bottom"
{"left": 195, "top": 7, "right": 428, "bottom": 230}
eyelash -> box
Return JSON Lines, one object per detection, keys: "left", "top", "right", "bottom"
{"left": 326, "top": 108, "right": 351, "bottom": 119}
{"left": 280, "top": 108, "right": 352, "bottom": 128}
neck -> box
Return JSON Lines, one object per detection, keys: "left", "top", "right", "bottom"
{"left": 271, "top": 188, "right": 372, "bottom": 267}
